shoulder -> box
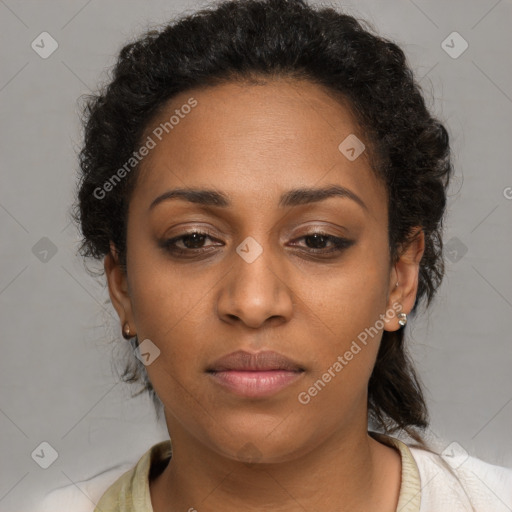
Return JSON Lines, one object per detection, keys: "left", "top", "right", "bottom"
{"left": 34, "top": 462, "right": 135, "bottom": 512}
{"left": 409, "top": 444, "right": 512, "bottom": 512}
{"left": 36, "top": 440, "right": 172, "bottom": 512}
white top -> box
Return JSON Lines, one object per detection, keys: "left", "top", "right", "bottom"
{"left": 34, "top": 434, "right": 512, "bottom": 512}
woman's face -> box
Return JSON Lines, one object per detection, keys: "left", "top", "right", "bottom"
{"left": 106, "top": 78, "right": 418, "bottom": 463}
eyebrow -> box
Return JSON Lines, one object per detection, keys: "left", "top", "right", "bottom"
{"left": 149, "top": 184, "right": 367, "bottom": 211}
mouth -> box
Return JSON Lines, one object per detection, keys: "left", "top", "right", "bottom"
{"left": 206, "top": 350, "right": 305, "bottom": 398}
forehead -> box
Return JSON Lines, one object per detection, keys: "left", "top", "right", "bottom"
{"left": 131, "top": 78, "right": 386, "bottom": 215}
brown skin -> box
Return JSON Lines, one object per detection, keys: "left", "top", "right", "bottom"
{"left": 104, "top": 78, "right": 425, "bottom": 512}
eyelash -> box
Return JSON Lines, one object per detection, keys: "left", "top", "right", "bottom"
{"left": 159, "top": 229, "right": 354, "bottom": 258}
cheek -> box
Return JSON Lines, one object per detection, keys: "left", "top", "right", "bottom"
{"left": 129, "top": 274, "right": 210, "bottom": 367}
{"left": 124, "top": 243, "right": 210, "bottom": 395}
{"left": 128, "top": 268, "right": 210, "bottom": 419}
{"left": 296, "top": 247, "right": 389, "bottom": 343}
{"left": 292, "top": 246, "right": 390, "bottom": 398}
{"left": 126, "top": 234, "right": 208, "bottom": 331}
{"left": 303, "top": 281, "right": 386, "bottom": 374}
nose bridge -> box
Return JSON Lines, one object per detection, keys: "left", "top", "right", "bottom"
{"left": 237, "top": 235, "right": 280, "bottom": 296}
{"left": 218, "top": 234, "right": 294, "bottom": 327}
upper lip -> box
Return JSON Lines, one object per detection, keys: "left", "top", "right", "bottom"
{"left": 207, "top": 350, "right": 304, "bottom": 372}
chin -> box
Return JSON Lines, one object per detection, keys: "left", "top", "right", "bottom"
{"left": 198, "top": 416, "right": 316, "bottom": 464}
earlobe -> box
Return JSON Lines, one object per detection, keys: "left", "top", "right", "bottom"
{"left": 384, "top": 228, "right": 425, "bottom": 332}
{"left": 104, "top": 242, "right": 134, "bottom": 328}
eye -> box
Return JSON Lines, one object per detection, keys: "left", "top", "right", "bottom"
{"left": 159, "top": 230, "right": 221, "bottom": 257}
{"left": 289, "top": 232, "right": 355, "bottom": 255}
{"left": 159, "top": 229, "right": 354, "bottom": 259}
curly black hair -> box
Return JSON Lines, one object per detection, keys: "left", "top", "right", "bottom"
{"left": 72, "top": 0, "right": 452, "bottom": 445}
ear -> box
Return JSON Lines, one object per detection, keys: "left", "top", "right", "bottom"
{"left": 384, "top": 228, "right": 425, "bottom": 332}
{"left": 104, "top": 241, "right": 135, "bottom": 331}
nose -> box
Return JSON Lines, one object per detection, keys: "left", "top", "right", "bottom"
{"left": 216, "top": 238, "right": 294, "bottom": 329}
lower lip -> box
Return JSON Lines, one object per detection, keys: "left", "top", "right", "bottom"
{"left": 208, "top": 370, "right": 304, "bottom": 398}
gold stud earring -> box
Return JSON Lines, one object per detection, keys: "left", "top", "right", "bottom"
{"left": 122, "top": 322, "right": 133, "bottom": 340}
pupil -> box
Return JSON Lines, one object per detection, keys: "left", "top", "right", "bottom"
{"left": 184, "top": 233, "right": 205, "bottom": 248}
{"left": 306, "top": 234, "right": 327, "bottom": 249}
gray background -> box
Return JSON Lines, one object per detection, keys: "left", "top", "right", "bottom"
{"left": 1, "top": 0, "right": 511, "bottom": 510}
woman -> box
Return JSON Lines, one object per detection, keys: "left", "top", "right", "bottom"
{"left": 39, "top": 0, "right": 512, "bottom": 510}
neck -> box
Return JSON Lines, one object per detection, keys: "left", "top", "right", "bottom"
{"left": 150, "top": 418, "right": 401, "bottom": 512}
